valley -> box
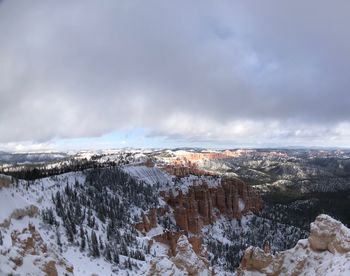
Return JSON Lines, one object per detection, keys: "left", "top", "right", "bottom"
{"left": 0, "top": 148, "right": 349, "bottom": 275}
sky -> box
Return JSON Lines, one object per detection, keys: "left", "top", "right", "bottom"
{"left": 1, "top": 0, "right": 350, "bottom": 152}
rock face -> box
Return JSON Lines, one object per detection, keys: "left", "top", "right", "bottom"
{"left": 147, "top": 235, "right": 211, "bottom": 276}
{"left": 153, "top": 177, "right": 262, "bottom": 261}
{"left": 238, "top": 214, "right": 350, "bottom": 276}
{"left": 0, "top": 205, "right": 39, "bottom": 227}
{"left": 134, "top": 208, "right": 158, "bottom": 233}
{"left": 0, "top": 175, "right": 11, "bottom": 189}
{"left": 309, "top": 214, "right": 350, "bottom": 253}
{"left": 163, "top": 164, "right": 212, "bottom": 178}
{"left": 147, "top": 257, "right": 184, "bottom": 276}
{"left": 0, "top": 223, "right": 73, "bottom": 275}
{"left": 154, "top": 230, "right": 203, "bottom": 256}
{"left": 172, "top": 235, "right": 211, "bottom": 275}
{"left": 239, "top": 246, "right": 273, "bottom": 272}
{"left": 167, "top": 178, "right": 263, "bottom": 234}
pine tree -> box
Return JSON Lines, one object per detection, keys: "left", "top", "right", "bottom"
{"left": 127, "top": 257, "right": 132, "bottom": 270}
{"left": 113, "top": 250, "right": 120, "bottom": 264}
{"left": 80, "top": 225, "right": 86, "bottom": 251}
{"left": 99, "top": 235, "right": 104, "bottom": 251}
{"left": 56, "top": 227, "right": 62, "bottom": 247}
{"left": 105, "top": 245, "right": 112, "bottom": 262}
{"left": 0, "top": 230, "right": 3, "bottom": 246}
{"left": 91, "top": 230, "right": 100, "bottom": 257}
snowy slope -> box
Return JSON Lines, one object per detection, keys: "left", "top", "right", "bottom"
{"left": 122, "top": 165, "right": 172, "bottom": 186}
{"left": 0, "top": 171, "right": 157, "bottom": 275}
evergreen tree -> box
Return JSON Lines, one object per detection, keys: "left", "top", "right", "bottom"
{"left": 99, "top": 235, "right": 104, "bottom": 251}
{"left": 105, "top": 245, "right": 112, "bottom": 262}
{"left": 113, "top": 250, "right": 120, "bottom": 265}
{"left": 91, "top": 230, "right": 100, "bottom": 257}
{"left": 56, "top": 227, "right": 62, "bottom": 247}
{"left": 80, "top": 225, "right": 86, "bottom": 251}
{"left": 0, "top": 230, "right": 3, "bottom": 246}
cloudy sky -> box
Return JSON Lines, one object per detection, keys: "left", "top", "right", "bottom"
{"left": 1, "top": 0, "right": 350, "bottom": 151}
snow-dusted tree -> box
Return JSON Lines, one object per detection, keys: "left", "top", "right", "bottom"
{"left": 80, "top": 225, "right": 86, "bottom": 251}
{"left": 91, "top": 230, "right": 100, "bottom": 257}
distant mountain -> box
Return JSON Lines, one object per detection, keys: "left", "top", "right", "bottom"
{"left": 0, "top": 151, "right": 68, "bottom": 164}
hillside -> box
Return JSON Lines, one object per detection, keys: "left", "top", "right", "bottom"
{"left": 0, "top": 149, "right": 350, "bottom": 275}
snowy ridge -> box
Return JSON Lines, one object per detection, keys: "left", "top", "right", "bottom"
{"left": 122, "top": 165, "right": 172, "bottom": 186}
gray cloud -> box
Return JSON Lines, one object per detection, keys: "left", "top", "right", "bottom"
{"left": 0, "top": 0, "right": 350, "bottom": 148}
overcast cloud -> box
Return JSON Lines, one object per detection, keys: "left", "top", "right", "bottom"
{"left": 1, "top": 0, "right": 350, "bottom": 150}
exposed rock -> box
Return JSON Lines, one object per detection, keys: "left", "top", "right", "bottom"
{"left": 154, "top": 231, "right": 183, "bottom": 256}
{"left": 239, "top": 246, "right": 273, "bottom": 271}
{"left": 11, "top": 205, "right": 39, "bottom": 220}
{"left": 147, "top": 257, "right": 184, "bottom": 276}
{"left": 0, "top": 223, "right": 73, "bottom": 275}
{"left": 148, "top": 235, "right": 211, "bottom": 276}
{"left": 134, "top": 208, "right": 158, "bottom": 233}
{"left": 309, "top": 214, "right": 350, "bottom": 253}
{"left": 0, "top": 205, "right": 39, "bottom": 228}
{"left": 172, "top": 235, "right": 211, "bottom": 275}
{"left": 166, "top": 177, "right": 262, "bottom": 234}
{"left": 0, "top": 175, "right": 11, "bottom": 189}
{"left": 162, "top": 164, "right": 212, "bottom": 178}
{"left": 238, "top": 214, "right": 350, "bottom": 276}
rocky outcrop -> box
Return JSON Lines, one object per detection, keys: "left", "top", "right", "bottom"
{"left": 147, "top": 257, "right": 184, "bottom": 276}
{"left": 170, "top": 150, "right": 240, "bottom": 165}
{"left": 0, "top": 223, "right": 73, "bottom": 275}
{"left": 0, "top": 205, "right": 39, "bottom": 227}
{"left": 166, "top": 177, "right": 262, "bottom": 234}
{"left": 309, "top": 214, "right": 350, "bottom": 253}
{"left": 153, "top": 230, "right": 204, "bottom": 257}
{"left": 172, "top": 235, "right": 210, "bottom": 275}
{"left": 239, "top": 246, "right": 273, "bottom": 272}
{"left": 0, "top": 175, "right": 11, "bottom": 189}
{"left": 147, "top": 235, "right": 211, "bottom": 276}
{"left": 153, "top": 177, "right": 262, "bottom": 262}
{"left": 238, "top": 214, "right": 350, "bottom": 276}
{"left": 134, "top": 208, "right": 158, "bottom": 233}
{"left": 162, "top": 164, "right": 213, "bottom": 178}
{"left": 154, "top": 231, "right": 183, "bottom": 256}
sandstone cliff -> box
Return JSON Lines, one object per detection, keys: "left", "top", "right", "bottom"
{"left": 166, "top": 177, "right": 263, "bottom": 234}
{"left": 238, "top": 214, "right": 350, "bottom": 275}
{"left": 144, "top": 176, "right": 262, "bottom": 259}
{"left": 147, "top": 235, "right": 212, "bottom": 276}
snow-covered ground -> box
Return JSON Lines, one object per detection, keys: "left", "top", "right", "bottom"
{"left": 0, "top": 172, "right": 157, "bottom": 275}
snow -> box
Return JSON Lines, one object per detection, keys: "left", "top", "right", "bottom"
{"left": 0, "top": 171, "right": 155, "bottom": 275}
{"left": 0, "top": 187, "right": 31, "bottom": 224}
{"left": 123, "top": 165, "right": 172, "bottom": 186}
{"left": 238, "top": 198, "right": 245, "bottom": 212}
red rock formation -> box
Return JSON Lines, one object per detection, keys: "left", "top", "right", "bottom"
{"left": 167, "top": 150, "right": 243, "bottom": 168}
{"left": 154, "top": 231, "right": 183, "bottom": 256}
{"left": 134, "top": 173, "right": 263, "bottom": 263}
{"left": 8, "top": 223, "right": 73, "bottom": 274}
{"left": 162, "top": 163, "right": 212, "bottom": 178}
{"left": 165, "top": 177, "right": 263, "bottom": 234}
{"left": 154, "top": 230, "right": 204, "bottom": 256}
{"left": 144, "top": 159, "right": 155, "bottom": 167}
{"left": 134, "top": 208, "right": 158, "bottom": 233}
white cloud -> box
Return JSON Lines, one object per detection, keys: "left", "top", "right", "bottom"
{"left": 0, "top": 0, "right": 350, "bottom": 148}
